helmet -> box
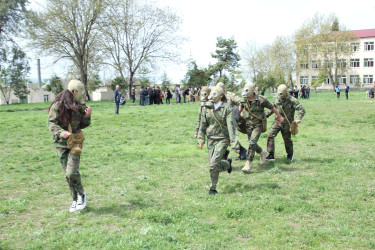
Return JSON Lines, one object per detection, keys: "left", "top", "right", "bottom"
{"left": 277, "top": 84, "right": 288, "bottom": 100}
{"left": 68, "top": 79, "right": 86, "bottom": 104}
{"left": 216, "top": 82, "right": 225, "bottom": 90}
{"left": 208, "top": 86, "right": 224, "bottom": 103}
{"left": 200, "top": 86, "right": 211, "bottom": 101}
{"left": 241, "top": 82, "right": 256, "bottom": 98}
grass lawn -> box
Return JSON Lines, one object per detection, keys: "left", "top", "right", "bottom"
{"left": 0, "top": 91, "right": 374, "bottom": 249}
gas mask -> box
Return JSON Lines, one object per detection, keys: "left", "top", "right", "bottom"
{"left": 200, "top": 86, "right": 211, "bottom": 102}
{"left": 277, "top": 84, "right": 288, "bottom": 100}
{"left": 241, "top": 83, "right": 255, "bottom": 98}
{"left": 208, "top": 86, "right": 224, "bottom": 103}
{"left": 68, "top": 80, "right": 86, "bottom": 104}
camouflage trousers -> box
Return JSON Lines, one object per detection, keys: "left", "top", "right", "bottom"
{"left": 207, "top": 139, "right": 230, "bottom": 191}
{"left": 56, "top": 148, "right": 85, "bottom": 201}
{"left": 267, "top": 121, "right": 293, "bottom": 155}
{"left": 246, "top": 126, "right": 263, "bottom": 162}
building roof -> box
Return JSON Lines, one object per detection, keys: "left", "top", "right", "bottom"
{"left": 351, "top": 29, "right": 375, "bottom": 38}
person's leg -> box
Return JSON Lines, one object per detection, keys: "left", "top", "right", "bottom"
{"left": 281, "top": 127, "right": 293, "bottom": 160}
{"left": 267, "top": 122, "right": 281, "bottom": 159}
{"left": 57, "top": 148, "right": 77, "bottom": 200}
{"left": 115, "top": 102, "right": 119, "bottom": 114}
{"left": 208, "top": 140, "right": 230, "bottom": 193}
{"left": 248, "top": 127, "right": 263, "bottom": 162}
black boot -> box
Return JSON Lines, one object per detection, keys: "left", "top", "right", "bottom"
{"left": 235, "top": 145, "right": 247, "bottom": 161}
{"left": 224, "top": 150, "right": 230, "bottom": 159}
{"left": 209, "top": 189, "right": 218, "bottom": 195}
{"left": 227, "top": 158, "right": 232, "bottom": 173}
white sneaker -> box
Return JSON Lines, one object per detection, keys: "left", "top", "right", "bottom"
{"left": 69, "top": 201, "right": 77, "bottom": 213}
{"left": 260, "top": 150, "right": 267, "bottom": 165}
{"left": 76, "top": 193, "right": 86, "bottom": 210}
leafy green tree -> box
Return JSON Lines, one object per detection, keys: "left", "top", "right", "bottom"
{"left": 0, "top": 0, "right": 28, "bottom": 41}
{"left": 161, "top": 72, "right": 171, "bottom": 90}
{"left": 183, "top": 61, "right": 209, "bottom": 88}
{"left": 0, "top": 46, "right": 30, "bottom": 104}
{"left": 110, "top": 76, "right": 128, "bottom": 96}
{"left": 87, "top": 74, "right": 103, "bottom": 92}
{"left": 311, "top": 72, "right": 326, "bottom": 93}
{"left": 46, "top": 74, "right": 63, "bottom": 96}
{"left": 26, "top": 0, "right": 109, "bottom": 101}
{"left": 211, "top": 37, "right": 241, "bottom": 80}
{"left": 295, "top": 13, "right": 357, "bottom": 90}
{"left": 138, "top": 67, "right": 151, "bottom": 87}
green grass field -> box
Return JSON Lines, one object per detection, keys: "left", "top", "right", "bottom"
{"left": 1, "top": 91, "right": 374, "bottom": 249}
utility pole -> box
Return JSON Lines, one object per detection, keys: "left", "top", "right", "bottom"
{"left": 37, "top": 59, "right": 42, "bottom": 88}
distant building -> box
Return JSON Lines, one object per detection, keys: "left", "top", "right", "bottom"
{"left": 0, "top": 83, "right": 55, "bottom": 105}
{"left": 297, "top": 28, "right": 375, "bottom": 89}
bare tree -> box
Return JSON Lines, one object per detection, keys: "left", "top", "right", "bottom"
{"left": 268, "top": 35, "right": 296, "bottom": 89}
{"left": 241, "top": 41, "right": 271, "bottom": 82}
{"left": 26, "top": 0, "right": 109, "bottom": 100}
{"left": 100, "top": 0, "right": 183, "bottom": 94}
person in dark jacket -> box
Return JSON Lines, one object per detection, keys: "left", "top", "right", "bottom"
{"left": 148, "top": 86, "right": 155, "bottom": 105}
{"left": 166, "top": 88, "right": 172, "bottom": 104}
{"left": 154, "top": 86, "right": 161, "bottom": 105}
{"left": 114, "top": 85, "right": 121, "bottom": 114}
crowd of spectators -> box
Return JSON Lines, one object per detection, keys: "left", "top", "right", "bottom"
{"left": 136, "top": 85, "right": 201, "bottom": 106}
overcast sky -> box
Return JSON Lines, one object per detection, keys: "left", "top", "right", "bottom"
{"left": 28, "top": 0, "right": 375, "bottom": 83}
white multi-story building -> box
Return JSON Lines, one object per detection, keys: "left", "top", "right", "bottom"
{"left": 297, "top": 28, "right": 375, "bottom": 89}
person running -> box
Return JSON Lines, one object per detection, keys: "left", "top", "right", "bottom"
{"left": 48, "top": 80, "right": 92, "bottom": 212}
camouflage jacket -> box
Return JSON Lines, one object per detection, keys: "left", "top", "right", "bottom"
{"left": 240, "top": 94, "right": 273, "bottom": 127}
{"left": 195, "top": 104, "right": 206, "bottom": 136}
{"left": 267, "top": 95, "right": 305, "bottom": 125}
{"left": 47, "top": 102, "right": 91, "bottom": 148}
{"left": 198, "top": 102, "right": 240, "bottom": 151}
{"left": 225, "top": 91, "right": 241, "bottom": 107}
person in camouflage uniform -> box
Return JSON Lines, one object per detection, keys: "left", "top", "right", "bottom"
{"left": 216, "top": 82, "right": 247, "bottom": 160}
{"left": 239, "top": 82, "right": 285, "bottom": 173}
{"left": 48, "top": 80, "right": 92, "bottom": 213}
{"left": 198, "top": 86, "right": 240, "bottom": 195}
{"left": 266, "top": 84, "right": 305, "bottom": 161}
{"left": 194, "top": 86, "right": 211, "bottom": 138}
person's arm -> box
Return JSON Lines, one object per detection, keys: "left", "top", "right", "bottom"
{"left": 195, "top": 106, "right": 203, "bottom": 138}
{"left": 226, "top": 107, "right": 240, "bottom": 152}
{"left": 197, "top": 109, "right": 208, "bottom": 148}
{"left": 47, "top": 102, "right": 70, "bottom": 141}
{"left": 262, "top": 97, "right": 284, "bottom": 124}
{"left": 293, "top": 100, "right": 305, "bottom": 124}
{"left": 80, "top": 105, "right": 92, "bottom": 129}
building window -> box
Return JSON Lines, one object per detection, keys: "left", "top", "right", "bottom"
{"left": 300, "top": 76, "right": 309, "bottom": 85}
{"left": 363, "top": 75, "right": 374, "bottom": 84}
{"left": 337, "top": 59, "right": 347, "bottom": 68}
{"left": 311, "top": 60, "right": 318, "bottom": 69}
{"left": 350, "top": 59, "right": 360, "bottom": 68}
{"left": 300, "top": 63, "right": 308, "bottom": 69}
{"left": 350, "top": 75, "right": 360, "bottom": 84}
{"left": 364, "top": 58, "right": 374, "bottom": 67}
{"left": 364, "top": 42, "right": 374, "bottom": 51}
{"left": 325, "top": 61, "right": 333, "bottom": 68}
{"left": 337, "top": 75, "right": 347, "bottom": 84}
{"left": 44, "top": 95, "right": 49, "bottom": 102}
{"left": 351, "top": 42, "right": 360, "bottom": 52}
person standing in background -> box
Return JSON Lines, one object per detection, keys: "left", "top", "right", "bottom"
{"left": 130, "top": 86, "right": 136, "bottom": 103}
{"left": 114, "top": 85, "right": 121, "bottom": 114}
{"left": 344, "top": 83, "right": 349, "bottom": 100}
{"left": 335, "top": 85, "right": 340, "bottom": 99}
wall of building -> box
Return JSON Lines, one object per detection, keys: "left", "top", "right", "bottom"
{"left": 297, "top": 32, "right": 375, "bottom": 89}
